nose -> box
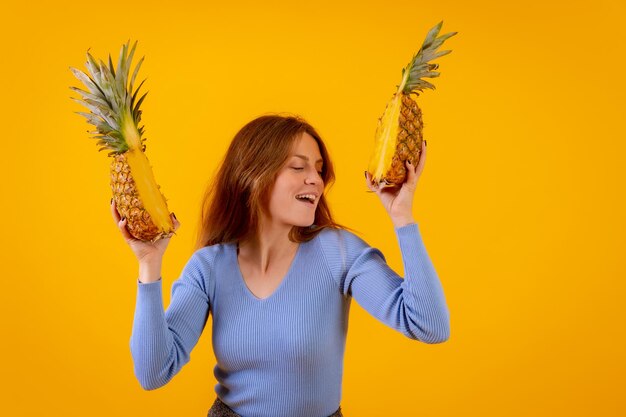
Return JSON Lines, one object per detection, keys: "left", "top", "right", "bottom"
{"left": 305, "top": 170, "right": 323, "bottom": 185}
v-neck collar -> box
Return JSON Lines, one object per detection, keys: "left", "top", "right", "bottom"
{"left": 233, "top": 241, "right": 304, "bottom": 302}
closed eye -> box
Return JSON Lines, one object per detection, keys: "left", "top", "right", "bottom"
{"left": 292, "top": 167, "right": 323, "bottom": 176}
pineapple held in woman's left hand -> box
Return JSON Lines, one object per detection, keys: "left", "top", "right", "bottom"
{"left": 70, "top": 40, "right": 175, "bottom": 243}
{"left": 367, "top": 21, "right": 457, "bottom": 189}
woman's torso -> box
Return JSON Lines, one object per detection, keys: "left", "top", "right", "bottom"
{"left": 204, "top": 232, "right": 351, "bottom": 417}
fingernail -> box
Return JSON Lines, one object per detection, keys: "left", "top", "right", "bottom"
{"left": 172, "top": 213, "right": 177, "bottom": 220}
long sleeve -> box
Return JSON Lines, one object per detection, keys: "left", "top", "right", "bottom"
{"left": 321, "top": 222, "right": 450, "bottom": 344}
{"left": 129, "top": 250, "right": 213, "bottom": 390}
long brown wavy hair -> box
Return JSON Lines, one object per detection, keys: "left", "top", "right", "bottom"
{"left": 193, "top": 113, "right": 356, "bottom": 251}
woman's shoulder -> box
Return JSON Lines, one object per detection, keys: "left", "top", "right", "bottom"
{"left": 188, "top": 241, "right": 232, "bottom": 265}
{"left": 316, "top": 225, "right": 370, "bottom": 252}
{"left": 314, "top": 226, "right": 379, "bottom": 279}
{"left": 176, "top": 243, "right": 232, "bottom": 289}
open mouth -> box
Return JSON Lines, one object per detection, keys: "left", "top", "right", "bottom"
{"left": 295, "top": 195, "right": 316, "bottom": 206}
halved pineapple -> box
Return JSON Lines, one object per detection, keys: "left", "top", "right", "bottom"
{"left": 70, "top": 40, "right": 175, "bottom": 242}
{"left": 367, "top": 21, "right": 457, "bottom": 188}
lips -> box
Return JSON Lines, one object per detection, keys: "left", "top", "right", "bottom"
{"left": 295, "top": 192, "right": 318, "bottom": 206}
{"left": 296, "top": 198, "right": 315, "bottom": 206}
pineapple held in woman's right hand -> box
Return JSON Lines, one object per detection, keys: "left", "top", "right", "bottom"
{"left": 70, "top": 40, "right": 176, "bottom": 243}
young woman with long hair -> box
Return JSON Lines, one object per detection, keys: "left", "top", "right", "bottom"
{"left": 111, "top": 114, "right": 449, "bottom": 417}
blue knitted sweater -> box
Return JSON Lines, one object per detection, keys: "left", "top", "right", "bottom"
{"left": 130, "top": 222, "right": 449, "bottom": 417}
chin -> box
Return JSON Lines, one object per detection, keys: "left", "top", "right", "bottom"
{"left": 284, "top": 207, "right": 317, "bottom": 228}
{"left": 289, "top": 216, "right": 316, "bottom": 228}
{"left": 293, "top": 220, "right": 315, "bottom": 228}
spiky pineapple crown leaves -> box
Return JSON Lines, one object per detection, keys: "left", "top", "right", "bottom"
{"left": 69, "top": 40, "right": 148, "bottom": 156}
{"left": 399, "top": 21, "right": 458, "bottom": 95}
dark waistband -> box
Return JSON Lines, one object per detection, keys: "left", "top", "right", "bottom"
{"left": 207, "top": 396, "right": 343, "bottom": 417}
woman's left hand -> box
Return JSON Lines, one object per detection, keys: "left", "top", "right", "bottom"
{"left": 365, "top": 140, "right": 426, "bottom": 226}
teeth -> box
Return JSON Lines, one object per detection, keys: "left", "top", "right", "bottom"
{"left": 296, "top": 194, "right": 315, "bottom": 202}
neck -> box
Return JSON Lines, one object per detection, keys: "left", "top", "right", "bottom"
{"left": 237, "top": 217, "right": 299, "bottom": 275}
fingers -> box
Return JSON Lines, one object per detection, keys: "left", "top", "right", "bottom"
{"left": 111, "top": 198, "right": 121, "bottom": 222}
{"left": 112, "top": 200, "right": 181, "bottom": 243}
{"left": 415, "top": 140, "right": 426, "bottom": 176}
{"left": 118, "top": 216, "right": 135, "bottom": 241}
{"left": 405, "top": 141, "right": 427, "bottom": 181}
{"left": 405, "top": 160, "right": 417, "bottom": 186}
{"left": 364, "top": 171, "right": 379, "bottom": 193}
{"left": 111, "top": 199, "right": 134, "bottom": 240}
{"left": 171, "top": 213, "right": 181, "bottom": 232}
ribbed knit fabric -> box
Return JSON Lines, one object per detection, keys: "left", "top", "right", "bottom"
{"left": 130, "top": 222, "right": 449, "bottom": 417}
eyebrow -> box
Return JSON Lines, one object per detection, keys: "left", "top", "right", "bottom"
{"left": 293, "top": 154, "right": 324, "bottom": 165}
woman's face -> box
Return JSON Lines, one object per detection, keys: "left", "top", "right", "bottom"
{"left": 265, "top": 131, "right": 325, "bottom": 229}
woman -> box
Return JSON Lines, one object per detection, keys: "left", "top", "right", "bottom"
{"left": 112, "top": 114, "right": 449, "bottom": 417}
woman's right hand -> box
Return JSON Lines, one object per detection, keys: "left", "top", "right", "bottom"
{"left": 111, "top": 199, "right": 180, "bottom": 263}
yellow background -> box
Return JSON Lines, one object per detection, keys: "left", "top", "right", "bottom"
{"left": 1, "top": 0, "right": 624, "bottom": 415}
